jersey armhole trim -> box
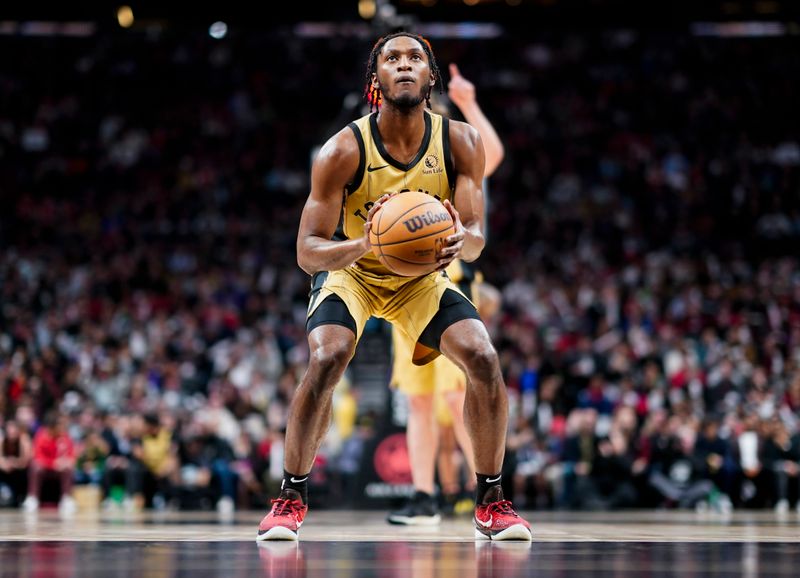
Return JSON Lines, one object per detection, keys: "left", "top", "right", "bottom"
{"left": 443, "top": 116, "right": 455, "bottom": 195}
{"left": 346, "top": 121, "right": 366, "bottom": 194}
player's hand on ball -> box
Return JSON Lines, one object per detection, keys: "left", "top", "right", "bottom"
{"left": 436, "top": 199, "right": 464, "bottom": 270}
{"left": 362, "top": 193, "right": 395, "bottom": 251}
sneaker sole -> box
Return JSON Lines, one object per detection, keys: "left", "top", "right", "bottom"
{"left": 387, "top": 514, "right": 442, "bottom": 526}
{"left": 256, "top": 526, "right": 300, "bottom": 541}
{"left": 474, "top": 524, "right": 532, "bottom": 541}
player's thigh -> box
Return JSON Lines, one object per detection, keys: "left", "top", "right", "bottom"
{"left": 414, "top": 288, "right": 481, "bottom": 357}
{"left": 385, "top": 273, "right": 477, "bottom": 364}
{"left": 307, "top": 270, "right": 373, "bottom": 342}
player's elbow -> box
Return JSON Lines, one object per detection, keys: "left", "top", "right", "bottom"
{"left": 297, "top": 255, "right": 317, "bottom": 276}
{"left": 296, "top": 245, "right": 317, "bottom": 276}
{"left": 298, "top": 261, "right": 314, "bottom": 276}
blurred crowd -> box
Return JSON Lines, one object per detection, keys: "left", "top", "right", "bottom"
{"left": 1, "top": 26, "right": 799, "bottom": 513}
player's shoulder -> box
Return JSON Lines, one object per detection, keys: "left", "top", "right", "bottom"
{"left": 447, "top": 117, "right": 480, "bottom": 143}
{"left": 447, "top": 118, "right": 481, "bottom": 154}
{"left": 315, "top": 123, "right": 361, "bottom": 167}
{"left": 447, "top": 117, "right": 482, "bottom": 165}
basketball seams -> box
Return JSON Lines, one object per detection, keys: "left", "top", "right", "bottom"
{"left": 383, "top": 253, "right": 437, "bottom": 266}
{"left": 370, "top": 223, "right": 454, "bottom": 248}
{"left": 371, "top": 204, "right": 386, "bottom": 262}
{"left": 377, "top": 199, "right": 445, "bottom": 234}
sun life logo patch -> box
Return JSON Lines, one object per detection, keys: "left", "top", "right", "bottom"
{"left": 422, "top": 154, "right": 443, "bottom": 175}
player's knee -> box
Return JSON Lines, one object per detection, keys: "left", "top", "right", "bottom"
{"left": 464, "top": 343, "right": 499, "bottom": 381}
{"left": 309, "top": 342, "right": 352, "bottom": 378}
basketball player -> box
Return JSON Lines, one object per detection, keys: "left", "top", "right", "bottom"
{"left": 387, "top": 64, "right": 506, "bottom": 525}
{"left": 257, "top": 32, "right": 531, "bottom": 542}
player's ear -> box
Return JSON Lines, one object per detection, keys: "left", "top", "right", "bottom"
{"left": 429, "top": 73, "right": 436, "bottom": 87}
{"left": 371, "top": 73, "right": 379, "bottom": 87}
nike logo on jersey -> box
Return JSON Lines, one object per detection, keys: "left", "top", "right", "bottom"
{"left": 367, "top": 164, "right": 389, "bottom": 172}
{"left": 486, "top": 475, "right": 502, "bottom": 484}
{"left": 290, "top": 476, "right": 308, "bottom": 484}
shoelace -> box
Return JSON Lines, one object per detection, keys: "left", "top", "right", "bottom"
{"left": 271, "top": 498, "right": 304, "bottom": 517}
{"left": 486, "top": 500, "right": 518, "bottom": 517}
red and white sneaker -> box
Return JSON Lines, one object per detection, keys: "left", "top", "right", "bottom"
{"left": 257, "top": 491, "right": 308, "bottom": 541}
{"left": 474, "top": 498, "right": 532, "bottom": 541}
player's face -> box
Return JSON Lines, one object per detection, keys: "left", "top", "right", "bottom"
{"left": 374, "top": 36, "right": 434, "bottom": 111}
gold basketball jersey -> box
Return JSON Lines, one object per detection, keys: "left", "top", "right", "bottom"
{"left": 340, "top": 110, "right": 454, "bottom": 276}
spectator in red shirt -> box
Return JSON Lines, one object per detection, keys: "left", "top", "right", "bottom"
{"left": 22, "top": 410, "right": 77, "bottom": 515}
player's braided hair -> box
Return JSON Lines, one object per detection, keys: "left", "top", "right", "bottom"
{"left": 364, "top": 31, "right": 442, "bottom": 113}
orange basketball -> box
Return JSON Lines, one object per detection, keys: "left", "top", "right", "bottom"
{"left": 369, "top": 191, "right": 455, "bottom": 277}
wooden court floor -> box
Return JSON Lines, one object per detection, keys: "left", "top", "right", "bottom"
{"left": 1, "top": 509, "right": 799, "bottom": 577}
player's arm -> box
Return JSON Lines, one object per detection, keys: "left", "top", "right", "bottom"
{"left": 296, "top": 128, "right": 371, "bottom": 276}
{"left": 438, "top": 120, "right": 486, "bottom": 266}
{"left": 447, "top": 63, "right": 505, "bottom": 178}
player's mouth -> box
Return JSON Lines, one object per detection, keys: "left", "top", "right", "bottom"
{"left": 395, "top": 76, "right": 415, "bottom": 85}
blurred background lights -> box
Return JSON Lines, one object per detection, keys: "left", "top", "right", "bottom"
{"left": 117, "top": 5, "right": 134, "bottom": 28}
{"left": 209, "top": 21, "right": 228, "bottom": 39}
{"left": 358, "top": 0, "right": 377, "bottom": 19}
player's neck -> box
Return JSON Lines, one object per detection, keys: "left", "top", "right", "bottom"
{"left": 375, "top": 106, "right": 427, "bottom": 149}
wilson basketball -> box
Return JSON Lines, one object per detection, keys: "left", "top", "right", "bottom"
{"left": 369, "top": 191, "right": 455, "bottom": 277}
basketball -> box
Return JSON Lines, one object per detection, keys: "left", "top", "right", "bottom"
{"left": 369, "top": 191, "right": 455, "bottom": 277}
